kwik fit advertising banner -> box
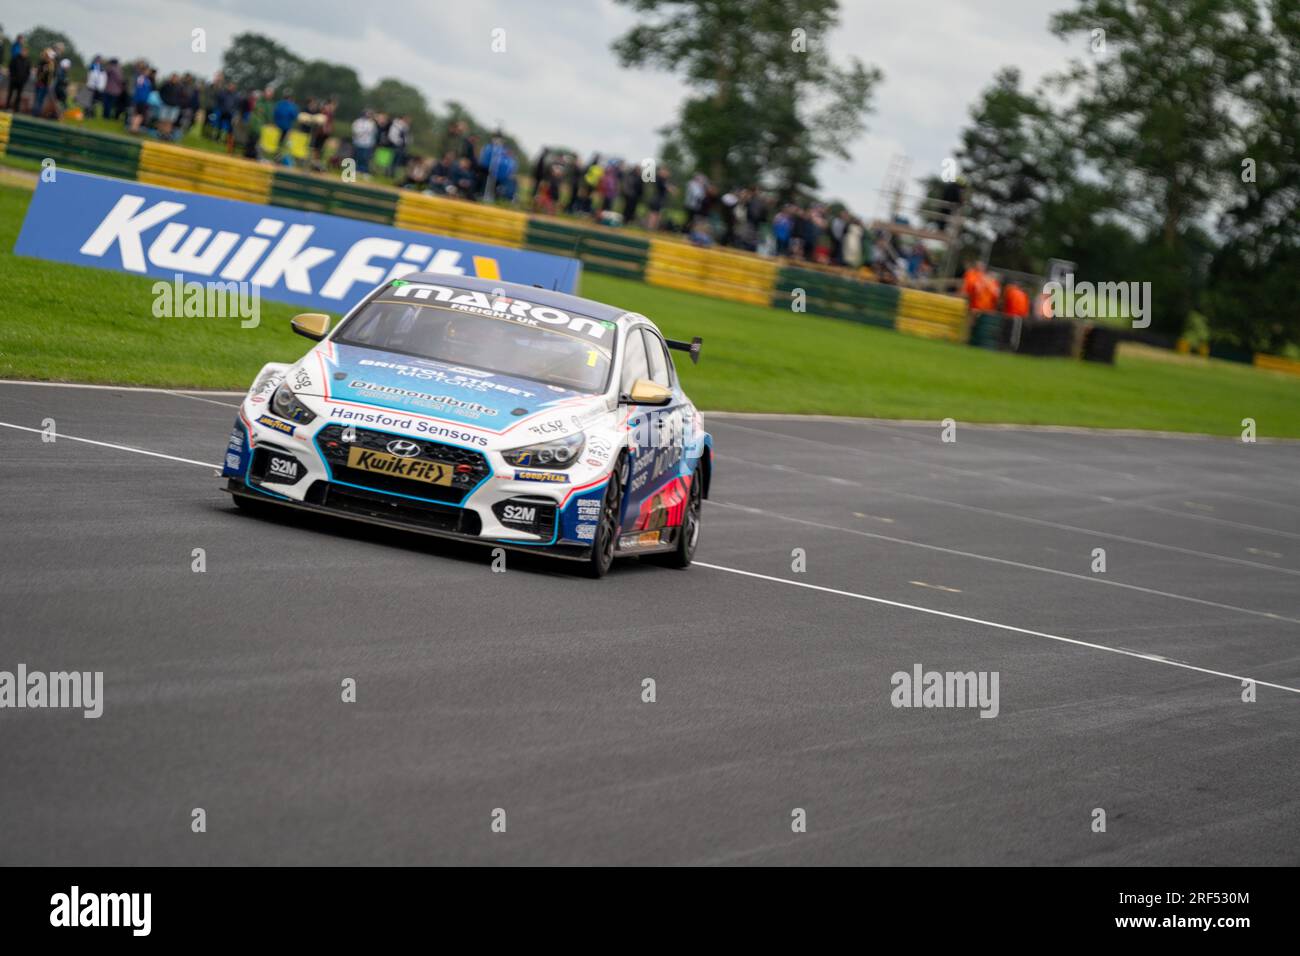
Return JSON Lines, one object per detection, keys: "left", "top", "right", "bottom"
{"left": 14, "top": 171, "right": 582, "bottom": 312}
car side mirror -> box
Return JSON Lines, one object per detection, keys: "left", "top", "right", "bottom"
{"left": 624, "top": 379, "right": 673, "bottom": 406}
{"left": 291, "top": 313, "right": 331, "bottom": 340}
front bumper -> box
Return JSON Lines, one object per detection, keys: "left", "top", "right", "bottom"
{"left": 226, "top": 478, "right": 594, "bottom": 560}
{"left": 222, "top": 412, "right": 610, "bottom": 553}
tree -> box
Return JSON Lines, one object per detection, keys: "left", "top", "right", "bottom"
{"left": 950, "top": 68, "right": 1060, "bottom": 272}
{"left": 220, "top": 32, "right": 302, "bottom": 93}
{"left": 611, "top": 0, "right": 881, "bottom": 197}
{"left": 1204, "top": 0, "right": 1300, "bottom": 351}
{"left": 291, "top": 60, "right": 365, "bottom": 121}
{"left": 1049, "top": 0, "right": 1265, "bottom": 334}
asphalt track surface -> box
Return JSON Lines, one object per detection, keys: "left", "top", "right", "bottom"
{"left": 1, "top": 379, "right": 1296, "bottom": 865}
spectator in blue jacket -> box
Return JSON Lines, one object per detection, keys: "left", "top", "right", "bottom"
{"left": 129, "top": 63, "right": 153, "bottom": 132}
{"left": 272, "top": 91, "right": 299, "bottom": 157}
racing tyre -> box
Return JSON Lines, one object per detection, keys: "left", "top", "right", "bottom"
{"left": 657, "top": 469, "right": 703, "bottom": 569}
{"left": 583, "top": 454, "right": 627, "bottom": 579}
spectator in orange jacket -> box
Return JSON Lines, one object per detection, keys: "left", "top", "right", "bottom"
{"left": 970, "top": 271, "right": 1001, "bottom": 312}
{"left": 962, "top": 260, "right": 986, "bottom": 301}
{"left": 1002, "top": 282, "right": 1029, "bottom": 318}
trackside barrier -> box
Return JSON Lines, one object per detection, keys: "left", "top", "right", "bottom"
{"left": 526, "top": 218, "right": 649, "bottom": 279}
{"left": 4, "top": 114, "right": 140, "bottom": 180}
{"left": 0, "top": 113, "right": 11, "bottom": 155}
{"left": 1003, "top": 317, "right": 1077, "bottom": 357}
{"left": 770, "top": 264, "right": 900, "bottom": 328}
{"left": 648, "top": 238, "right": 777, "bottom": 307}
{"left": 968, "top": 311, "right": 1003, "bottom": 350}
{"left": 137, "top": 141, "right": 273, "bottom": 203}
{"left": 1081, "top": 324, "right": 1119, "bottom": 364}
{"left": 271, "top": 169, "right": 398, "bottom": 225}
{"left": 896, "top": 288, "right": 969, "bottom": 343}
{"left": 395, "top": 191, "right": 527, "bottom": 248}
{"left": 1177, "top": 340, "right": 1300, "bottom": 375}
{"left": 1253, "top": 353, "right": 1300, "bottom": 377}
{"left": 1208, "top": 342, "right": 1254, "bottom": 364}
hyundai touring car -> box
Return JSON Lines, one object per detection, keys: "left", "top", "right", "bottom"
{"left": 221, "top": 274, "right": 712, "bottom": 576}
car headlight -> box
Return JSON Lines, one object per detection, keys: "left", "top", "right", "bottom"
{"left": 501, "top": 432, "right": 585, "bottom": 468}
{"left": 270, "top": 383, "right": 317, "bottom": 425}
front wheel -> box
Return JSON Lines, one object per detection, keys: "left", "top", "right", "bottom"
{"left": 582, "top": 454, "right": 627, "bottom": 579}
{"left": 658, "top": 470, "right": 703, "bottom": 569}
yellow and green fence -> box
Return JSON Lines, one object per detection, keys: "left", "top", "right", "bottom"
{"left": 771, "top": 264, "right": 900, "bottom": 328}
{"left": 404, "top": 192, "right": 527, "bottom": 247}
{"left": 647, "top": 239, "right": 777, "bottom": 306}
{"left": 3, "top": 113, "right": 140, "bottom": 179}
{"left": 137, "top": 141, "right": 273, "bottom": 203}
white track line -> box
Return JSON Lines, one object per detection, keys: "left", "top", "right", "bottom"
{"left": 891, "top": 421, "right": 1300, "bottom": 511}
{"left": 160, "top": 390, "right": 241, "bottom": 408}
{"left": 0, "top": 422, "right": 220, "bottom": 469}
{"left": 0, "top": 379, "right": 246, "bottom": 397}
{"left": 701, "top": 410, "right": 1286, "bottom": 442}
{"left": 5, "top": 417, "right": 1294, "bottom": 694}
{"left": 719, "top": 452, "right": 1300, "bottom": 579}
{"left": 695, "top": 562, "right": 1300, "bottom": 695}
{"left": 710, "top": 500, "right": 1300, "bottom": 626}
{"left": 711, "top": 419, "right": 1300, "bottom": 541}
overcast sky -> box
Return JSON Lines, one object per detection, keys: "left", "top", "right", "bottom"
{"left": 7, "top": 0, "right": 1089, "bottom": 213}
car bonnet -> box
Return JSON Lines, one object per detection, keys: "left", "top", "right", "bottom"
{"left": 293, "top": 342, "right": 602, "bottom": 433}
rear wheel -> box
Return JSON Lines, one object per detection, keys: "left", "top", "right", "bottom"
{"left": 659, "top": 469, "right": 703, "bottom": 569}
{"left": 583, "top": 455, "right": 627, "bottom": 579}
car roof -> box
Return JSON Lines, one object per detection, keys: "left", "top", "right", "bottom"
{"left": 397, "top": 272, "right": 651, "bottom": 330}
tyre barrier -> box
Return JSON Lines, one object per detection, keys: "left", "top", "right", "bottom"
{"left": 5, "top": 114, "right": 140, "bottom": 180}
{"left": 1081, "top": 324, "right": 1119, "bottom": 364}
{"left": 527, "top": 218, "right": 648, "bottom": 279}
{"left": 770, "top": 265, "right": 900, "bottom": 328}
{"left": 968, "top": 311, "right": 1004, "bottom": 350}
{"left": 1208, "top": 342, "right": 1254, "bottom": 364}
{"left": 138, "top": 141, "right": 273, "bottom": 204}
{"left": 896, "top": 288, "right": 968, "bottom": 343}
{"left": 1003, "top": 317, "right": 1077, "bottom": 357}
{"left": 395, "top": 191, "right": 527, "bottom": 247}
{"left": 648, "top": 238, "right": 777, "bottom": 306}
{"left": 1253, "top": 353, "right": 1300, "bottom": 376}
{"left": 271, "top": 169, "right": 399, "bottom": 225}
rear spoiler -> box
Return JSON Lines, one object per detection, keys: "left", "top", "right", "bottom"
{"left": 665, "top": 336, "right": 703, "bottom": 365}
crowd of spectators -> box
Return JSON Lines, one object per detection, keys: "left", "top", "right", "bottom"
{"left": 0, "top": 31, "right": 949, "bottom": 282}
{"left": 521, "top": 148, "right": 937, "bottom": 276}
{"left": 0, "top": 40, "right": 502, "bottom": 187}
{"left": 2, "top": 33, "right": 76, "bottom": 119}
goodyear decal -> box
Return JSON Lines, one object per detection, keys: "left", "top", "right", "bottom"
{"left": 255, "top": 414, "right": 296, "bottom": 436}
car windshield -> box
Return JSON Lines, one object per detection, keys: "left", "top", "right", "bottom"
{"left": 334, "top": 294, "right": 616, "bottom": 393}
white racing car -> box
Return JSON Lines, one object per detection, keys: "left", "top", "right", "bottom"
{"left": 221, "top": 274, "right": 712, "bottom": 576}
